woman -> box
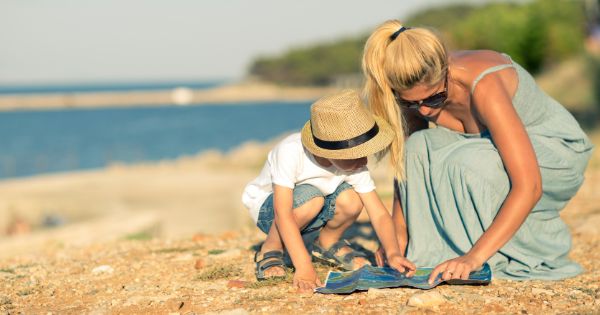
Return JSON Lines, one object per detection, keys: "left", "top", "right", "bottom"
{"left": 363, "top": 20, "right": 593, "bottom": 282}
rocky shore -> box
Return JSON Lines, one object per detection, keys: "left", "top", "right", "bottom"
{"left": 0, "top": 132, "right": 599, "bottom": 314}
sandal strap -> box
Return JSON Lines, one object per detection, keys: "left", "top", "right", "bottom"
{"left": 341, "top": 250, "right": 367, "bottom": 265}
{"left": 254, "top": 250, "right": 283, "bottom": 263}
{"left": 327, "top": 239, "right": 352, "bottom": 256}
{"left": 258, "top": 259, "right": 284, "bottom": 272}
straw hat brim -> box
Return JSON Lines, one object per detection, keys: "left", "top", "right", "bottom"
{"left": 301, "top": 116, "right": 395, "bottom": 160}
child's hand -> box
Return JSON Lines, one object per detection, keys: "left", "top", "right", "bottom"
{"left": 387, "top": 253, "right": 416, "bottom": 277}
{"left": 292, "top": 267, "right": 322, "bottom": 293}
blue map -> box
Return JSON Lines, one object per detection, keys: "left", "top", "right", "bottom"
{"left": 316, "top": 263, "right": 492, "bottom": 294}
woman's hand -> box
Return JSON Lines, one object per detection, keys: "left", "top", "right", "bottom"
{"left": 375, "top": 246, "right": 416, "bottom": 277}
{"left": 292, "top": 267, "right": 322, "bottom": 293}
{"left": 428, "top": 254, "right": 482, "bottom": 284}
{"left": 387, "top": 253, "right": 416, "bottom": 277}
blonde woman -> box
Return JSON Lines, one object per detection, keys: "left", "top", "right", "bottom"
{"left": 362, "top": 20, "right": 593, "bottom": 283}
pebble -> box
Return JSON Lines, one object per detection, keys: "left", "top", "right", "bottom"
{"left": 194, "top": 259, "right": 205, "bottom": 270}
{"left": 0, "top": 295, "right": 11, "bottom": 305}
{"left": 204, "top": 308, "right": 249, "bottom": 315}
{"left": 213, "top": 249, "right": 242, "bottom": 259}
{"left": 407, "top": 291, "right": 446, "bottom": 308}
{"left": 91, "top": 265, "right": 114, "bottom": 275}
{"left": 227, "top": 280, "right": 248, "bottom": 289}
{"left": 531, "top": 288, "right": 555, "bottom": 296}
{"left": 192, "top": 233, "right": 208, "bottom": 242}
{"left": 367, "top": 288, "right": 396, "bottom": 297}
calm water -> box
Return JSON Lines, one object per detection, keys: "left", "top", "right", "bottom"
{"left": 0, "top": 101, "right": 311, "bottom": 179}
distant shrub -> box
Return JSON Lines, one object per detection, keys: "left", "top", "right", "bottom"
{"left": 248, "top": 0, "right": 586, "bottom": 85}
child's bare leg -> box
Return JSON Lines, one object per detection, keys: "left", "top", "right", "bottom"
{"left": 317, "top": 189, "right": 369, "bottom": 269}
{"left": 258, "top": 196, "right": 324, "bottom": 278}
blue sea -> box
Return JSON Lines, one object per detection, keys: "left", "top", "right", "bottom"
{"left": 0, "top": 101, "right": 312, "bottom": 179}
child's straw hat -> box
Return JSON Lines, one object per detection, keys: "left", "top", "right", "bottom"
{"left": 301, "top": 89, "right": 394, "bottom": 159}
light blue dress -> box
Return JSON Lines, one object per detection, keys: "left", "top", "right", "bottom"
{"left": 398, "top": 55, "right": 594, "bottom": 280}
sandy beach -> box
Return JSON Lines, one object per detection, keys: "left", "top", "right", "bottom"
{"left": 0, "top": 67, "right": 599, "bottom": 312}
{"left": 0, "top": 81, "right": 339, "bottom": 111}
{"left": 0, "top": 131, "right": 598, "bottom": 313}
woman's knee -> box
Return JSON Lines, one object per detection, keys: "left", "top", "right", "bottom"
{"left": 335, "top": 189, "right": 363, "bottom": 217}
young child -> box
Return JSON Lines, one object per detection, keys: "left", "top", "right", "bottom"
{"left": 242, "top": 89, "right": 415, "bottom": 292}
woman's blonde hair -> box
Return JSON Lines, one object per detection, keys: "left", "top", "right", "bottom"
{"left": 362, "top": 20, "right": 448, "bottom": 179}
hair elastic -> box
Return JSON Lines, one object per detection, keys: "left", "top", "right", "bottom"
{"left": 390, "top": 26, "right": 410, "bottom": 40}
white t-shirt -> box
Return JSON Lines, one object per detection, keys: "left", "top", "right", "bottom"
{"left": 241, "top": 133, "right": 376, "bottom": 223}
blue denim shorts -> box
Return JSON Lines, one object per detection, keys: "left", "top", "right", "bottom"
{"left": 256, "top": 182, "right": 352, "bottom": 234}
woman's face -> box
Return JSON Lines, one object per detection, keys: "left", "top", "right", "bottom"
{"left": 396, "top": 80, "right": 447, "bottom": 119}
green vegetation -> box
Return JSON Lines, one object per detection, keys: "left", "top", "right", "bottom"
{"left": 248, "top": 0, "right": 586, "bottom": 86}
{"left": 207, "top": 249, "right": 226, "bottom": 255}
{"left": 196, "top": 264, "right": 242, "bottom": 281}
{"left": 250, "top": 38, "right": 365, "bottom": 86}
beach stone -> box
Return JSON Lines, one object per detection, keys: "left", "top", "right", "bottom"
{"left": 227, "top": 280, "right": 248, "bottom": 289}
{"left": 531, "top": 288, "right": 555, "bottom": 296}
{"left": 194, "top": 259, "right": 205, "bottom": 269}
{"left": 0, "top": 295, "right": 11, "bottom": 306}
{"left": 213, "top": 249, "right": 242, "bottom": 259}
{"left": 91, "top": 265, "right": 114, "bottom": 275}
{"left": 204, "top": 308, "right": 248, "bottom": 315}
{"left": 407, "top": 291, "right": 446, "bottom": 308}
{"left": 367, "top": 288, "right": 396, "bottom": 297}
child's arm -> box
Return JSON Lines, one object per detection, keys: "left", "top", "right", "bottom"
{"left": 391, "top": 182, "right": 408, "bottom": 256}
{"left": 272, "top": 184, "right": 322, "bottom": 291}
{"left": 359, "top": 190, "right": 415, "bottom": 275}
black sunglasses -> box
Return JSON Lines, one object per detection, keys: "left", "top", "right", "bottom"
{"left": 394, "top": 76, "right": 448, "bottom": 110}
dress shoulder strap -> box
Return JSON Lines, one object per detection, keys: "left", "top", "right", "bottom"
{"left": 470, "top": 63, "right": 515, "bottom": 95}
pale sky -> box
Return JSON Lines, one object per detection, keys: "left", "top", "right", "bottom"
{"left": 1, "top": 0, "right": 488, "bottom": 85}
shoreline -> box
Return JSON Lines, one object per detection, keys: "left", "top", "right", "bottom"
{"left": 0, "top": 81, "right": 340, "bottom": 111}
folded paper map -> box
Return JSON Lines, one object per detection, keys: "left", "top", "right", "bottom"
{"left": 316, "top": 263, "right": 492, "bottom": 294}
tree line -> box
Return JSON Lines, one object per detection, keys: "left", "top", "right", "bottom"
{"left": 248, "top": 0, "right": 586, "bottom": 86}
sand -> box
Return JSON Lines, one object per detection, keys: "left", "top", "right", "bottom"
{"left": 0, "top": 81, "right": 339, "bottom": 111}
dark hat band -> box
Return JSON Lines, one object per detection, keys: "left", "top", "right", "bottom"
{"left": 390, "top": 26, "right": 410, "bottom": 40}
{"left": 312, "top": 123, "right": 379, "bottom": 150}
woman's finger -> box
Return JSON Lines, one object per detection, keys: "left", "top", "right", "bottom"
{"left": 460, "top": 266, "right": 472, "bottom": 280}
{"left": 428, "top": 263, "right": 446, "bottom": 284}
{"left": 452, "top": 264, "right": 465, "bottom": 280}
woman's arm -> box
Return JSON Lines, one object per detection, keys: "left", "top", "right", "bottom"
{"left": 429, "top": 70, "right": 542, "bottom": 283}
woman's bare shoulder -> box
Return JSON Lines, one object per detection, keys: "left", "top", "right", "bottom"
{"left": 450, "top": 50, "right": 515, "bottom": 88}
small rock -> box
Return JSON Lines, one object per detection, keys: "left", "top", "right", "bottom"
{"left": 367, "top": 288, "right": 396, "bottom": 297}
{"left": 194, "top": 259, "right": 205, "bottom": 270}
{"left": 220, "top": 231, "right": 239, "bottom": 240}
{"left": 192, "top": 233, "right": 209, "bottom": 242}
{"left": 213, "top": 249, "right": 242, "bottom": 259}
{"left": 0, "top": 295, "right": 12, "bottom": 305}
{"left": 358, "top": 298, "right": 367, "bottom": 305}
{"left": 204, "top": 308, "right": 249, "bottom": 315}
{"left": 407, "top": 291, "right": 446, "bottom": 308}
{"left": 92, "top": 265, "right": 114, "bottom": 275}
{"left": 531, "top": 288, "right": 555, "bottom": 296}
{"left": 227, "top": 280, "right": 248, "bottom": 289}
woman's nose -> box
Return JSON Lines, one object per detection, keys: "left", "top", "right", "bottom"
{"left": 418, "top": 105, "right": 433, "bottom": 116}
